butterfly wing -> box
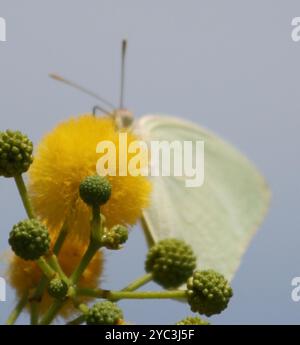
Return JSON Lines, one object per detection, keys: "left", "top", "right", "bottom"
{"left": 137, "top": 114, "right": 270, "bottom": 280}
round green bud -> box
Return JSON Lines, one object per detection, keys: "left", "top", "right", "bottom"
{"left": 48, "top": 277, "right": 68, "bottom": 300}
{"left": 102, "top": 225, "right": 129, "bottom": 250}
{"left": 186, "top": 270, "right": 233, "bottom": 316}
{"left": 145, "top": 238, "right": 196, "bottom": 288}
{"left": 0, "top": 130, "right": 33, "bottom": 177}
{"left": 176, "top": 316, "right": 209, "bottom": 325}
{"left": 9, "top": 219, "right": 50, "bottom": 260}
{"left": 86, "top": 301, "right": 123, "bottom": 325}
{"left": 79, "top": 175, "right": 112, "bottom": 207}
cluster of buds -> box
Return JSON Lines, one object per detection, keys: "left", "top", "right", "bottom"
{"left": 9, "top": 219, "right": 50, "bottom": 261}
{"left": 86, "top": 301, "right": 123, "bottom": 325}
{"left": 145, "top": 238, "right": 197, "bottom": 288}
{"left": 186, "top": 270, "right": 233, "bottom": 316}
{"left": 3, "top": 128, "right": 234, "bottom": 325}
{"left": 0, "top": 130, "right": 33, "bottom": 178}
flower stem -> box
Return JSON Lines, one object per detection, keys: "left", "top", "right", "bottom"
{"left": 6, "top": 291, "right": 29, "bottom": 325}
{"left": 31, "top": 258, "right": 56, "bottom": 323}
{"left": 36, "top": 257, "right": 56, "bottom": 279}
{"left": 39, "top": 300, "right": 64, "bottom": 325}
{"left": 14, "top": 174, "right": 34, "bottom": 219}
{"left": 30, "top": 302, "right": 39, "bottom": 325}
{"left": 67, "top": 314, "right": 87, "bottom": 325}
{"left": 76, "top": 288, "right": 187, "bottom": 301}
{"left": 28, "top": 225, "right": 68, "bottom": 324}
{"left": 39, "top": 208, "right": 101, "bottom": 325}
{"left": 121, "top": 273, "right": 153, "bottom": 292}
{"left": 70, "top": 241, "right": 99, "bottom": 285}
{"left": 30, "top": 276, "right": 48, "bottom": 324}
{"left": 52, "top": 223, "right": 68, "bottom": 254}
{"left": 90, "top": 205, "right": 102, "bottom": 244}
{"left": 66, "top": 303, "right": 88, "bottom": 325}
{"left": 48, "top": 254, "right": 69, "bottom": 284}
{"left": 70, "top": 208, "right": 101, "bottom": 284}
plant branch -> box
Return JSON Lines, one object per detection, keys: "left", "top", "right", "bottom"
{"left": 70, "top": 241, "right": 99, "bottom": 285}
{"left": 28, "top": 224, "right": 68, "bottom": 324}
{"left": 70, "top": 208, "right": 102, "bottom": 285}
{"left": 14, "top": 174, "right": 34, "bottom": 219}
{"left": 39, "top": 300, "right": 64, "bottom": 325}
{"left": 76, "top": 287, "right": 187, "bottom": 301}
{"left": 67, "top": 314, "right": 87, "bottom": 325}
{"left": 121, "top": 273, "right": 153, "bottom": 292}
{"left": 36, "top": 257, "right": 56, "bottom": 279}
{"left": 48, "top": 254, "right": 69, "bottom": 284}
{"left": 52, "top": 224, "right": 68, "bottom": 254}
{"left": 6, "top": 291, "right": 29, "bottom": 325}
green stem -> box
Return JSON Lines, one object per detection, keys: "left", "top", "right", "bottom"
{"left": 76, "top": 288, "right": 187, "bottom": 301}
{"left": 121, "top": 273, "right": 153, "bottom": 292}
{"left": 70, "top": 206, "right": 101, "bottom": 284}
{"left": 39, "top": 300, "right": 64, "bottom": 325}
{"left": 14, "top": 174, "right": 34, "bottom": 219}
{"left": 90, "top": 205, "right": 102, "bottom": 244}
{"left": 52, "top": 224, "right": 68, "bottom": 254}
{"left": 36, "top": 257, "right": 56, "bottom": 279}
{"left": 6, "top": 291, "right": 29, "bottom": 325}
{"left": 48, "top": 254, "right": 69, "bottom": 284}
{"left": 39, "top": 208, "right": 101, "bottom": 325}
{"left": 66, "top": 303, "right": 88, "bottom": 325}
{"left": 70, "top": 241, "right": 99, "bottom": 284}
{"left": 67, "top": 314, "right": 87, "bottom": 325}
{"left": 30, "top": 276, "right": 48, "bottom": 324}
{"left": 28, "top": 225, "right": 68, "bottom": 324}
{"left": 109, "top": 273, "right": 153, "bottom": 302}
{"left": 30, "top": 302, "right": 39, "bottom": 325}
{"left": 32, "top": 257, "right": 57, "bottom": 324}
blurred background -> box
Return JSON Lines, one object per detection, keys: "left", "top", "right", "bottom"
{"left": 0, "top": 0, "right": 300, "bottom": 324}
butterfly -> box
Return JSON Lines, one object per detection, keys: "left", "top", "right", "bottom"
{"left": 50, "top": 40, "right": 270, "bottom": 280}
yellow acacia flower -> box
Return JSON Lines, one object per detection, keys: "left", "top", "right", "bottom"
{"left": 28, "top": 114, "right": 151, "bottom": 242}
{"left": 7, "top": 240, "right": 103, "bottom": 318}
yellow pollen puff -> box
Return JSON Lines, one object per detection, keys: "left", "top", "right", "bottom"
{"left": 28, "top": 114, "right": 151, "bottom": 243}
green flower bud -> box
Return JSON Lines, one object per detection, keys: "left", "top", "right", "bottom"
{"left": 86, "top": 301, "right": 123, "bottom": 325}
{"left": 9, "top": 219, "right": 50, "bottom": 260}
{"left": 48, "top": 277, "right": 68, "bottom": 300}
{"left": 145, "top": 238, "right": 196, "bottom": 288}
{"left": 186, "top": 270, "right": 233, "bottom": 316}
{"left": 79, "top": 175, "right": 112, "bottom": 207}
{"left": 176, "top": 316, "right": 209, "bottom": 325}
{"left": 102, "top": 225, "right": 129, "bottom": 250}
{"left": 0, "top": 130, "right": 33, "bottom": 177}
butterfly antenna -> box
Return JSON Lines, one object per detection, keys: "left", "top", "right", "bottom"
{"left": 92, "top": 105, "right": 109, "bottom": 115}
{"left": 120, "top": 39, "right": 127, "bottom": 109}
{"left": 49, "top": 73, "right": 116, "bottom": 111}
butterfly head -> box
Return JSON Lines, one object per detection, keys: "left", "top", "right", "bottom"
{"left": 113, "top": 108, "right": 134, "bottom": 129}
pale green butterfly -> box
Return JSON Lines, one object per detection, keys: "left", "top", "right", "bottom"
{"left": 50, "top": 40, "right": 270, "bottom": 281}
